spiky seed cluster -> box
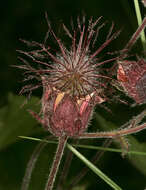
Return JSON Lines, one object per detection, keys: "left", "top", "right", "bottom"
{"left": 18, "top": 16, "right": 119, "bottom": 99}
{"left": 17, "top": 16, "right": 120, "bottom": 137}
{"left": 42, "top": 18, "right": 119, "bottom": 98}
{"left": 51, "top": 50, "right": 97, "bottom": 97}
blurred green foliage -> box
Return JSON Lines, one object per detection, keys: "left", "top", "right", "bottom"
{"left": 0, "top": 0, "right": 146, "bottom": 189}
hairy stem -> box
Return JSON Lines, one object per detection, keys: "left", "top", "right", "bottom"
{"left": 56, "top": 149, "right": 73, "bottom": 190}
{"left": 78, "top": 123, "right": 146, "bottom": 139}
{"left": 45, "top": 135, "right": 68, "bottom": 190}
{"left": 56, "top": 139, "right": 79, "bottom": 190}
{"left": 21, "top": 140, "right": 48, "bottom": 190}
{"left": 125, "top": 17, "right": 146, "bottom": 51}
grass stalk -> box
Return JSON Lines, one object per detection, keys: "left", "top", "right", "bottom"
{"left": 67, "top": 143, "right": 122, "bottom": 190}
{"left": 133, "top": 0, "right": 146, "bottom": 50}
{"left": 19, "top": 136, "right": 146, "bottom": 156}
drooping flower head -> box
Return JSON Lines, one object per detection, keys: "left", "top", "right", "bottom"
{"left": 18, "top": 15, "right": 119, "bottom": 137}
{"left": 117, "top": 59, "right": 146, "bottom": 104}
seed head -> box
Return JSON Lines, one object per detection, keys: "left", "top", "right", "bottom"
{"left": 18, "top": 16, "right": 119, "bottom": 98}
{"left": 42, "top": 18, "right": 119, "bottom": 99}
{"left": 18, "top": 16, "right": 119, "bottom": 136}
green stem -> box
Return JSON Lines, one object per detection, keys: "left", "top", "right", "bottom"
{"left": 68, "top": 139, "right": 112, "bottom": 188}
{"left": 18, "top": 136, "right": 146, "bottom": 156}
{"left": 134, "top": 0, "right": 146, "bottom": 50}
{"left": 67, "top": 143, "right": 122, "bottom": 190}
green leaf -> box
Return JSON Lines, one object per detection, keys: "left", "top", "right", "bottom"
{"left": 126, "top": 137, "right": 146, "bottom": 176}
{"left": 72, "top": 185, "right": 88, "bottom": 190}
{"left": 0, "top": 93, "right": 41, "bottom": 150}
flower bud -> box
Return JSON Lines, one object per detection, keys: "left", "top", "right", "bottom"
{"left": 117, "top": 59, "right": 146, "bottom": 104}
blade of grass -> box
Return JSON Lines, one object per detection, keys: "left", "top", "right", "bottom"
{"left": 133, "top": 0, "right": 146, "bottom": 50}
{"left": 18, "top": 136, "right": 146, "bottom": 156}
{"left": 67, "top": 143, "right": 122, "bottom": 190}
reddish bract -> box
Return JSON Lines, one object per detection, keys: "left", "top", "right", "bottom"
{"left": 41, "top": 77, "right": 104, "bottom": 137}
{"left": 117, "top": 59, "right": 146, "bottom": 104}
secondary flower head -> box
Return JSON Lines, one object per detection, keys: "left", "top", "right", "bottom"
{"left": 142, "top": 0, "right": 146, "bottom": 7}
{"left": 117, "top": 59, "right": 146, "bottom": 104}
{"left": 18, "top": 16, "right": 119, "bottom": 136}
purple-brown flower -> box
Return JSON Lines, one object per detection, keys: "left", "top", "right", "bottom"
{"left": 18, "top": 15, "right": 146, "bottom": 190}
{"left": 142, "top": 0, "right": 146, "bottom": 7}
{"left": 19, "top": 16, "right": 119, "bottom": 136}
{"left": 117, "top": 59, "right": 146, "bottom": 104}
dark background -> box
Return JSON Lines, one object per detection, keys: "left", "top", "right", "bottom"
{"left": 0, "top": 0, "right": 146, "bottom": 190}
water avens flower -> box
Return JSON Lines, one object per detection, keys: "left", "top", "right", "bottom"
{"left": 116, "top": 17, "right": 146, "bottom": 104}
{"left": 117, "top": 59, "right": 146, "bottom": 104}
{"left": 18, "top": 15, "right": 146, "bottom": 190}
{"left": 18, "top": 15, "right": 119, "bottom": 137}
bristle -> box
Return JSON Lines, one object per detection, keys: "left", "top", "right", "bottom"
{"left": 17, "top": 16, "right": 119, "bottom": 98}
